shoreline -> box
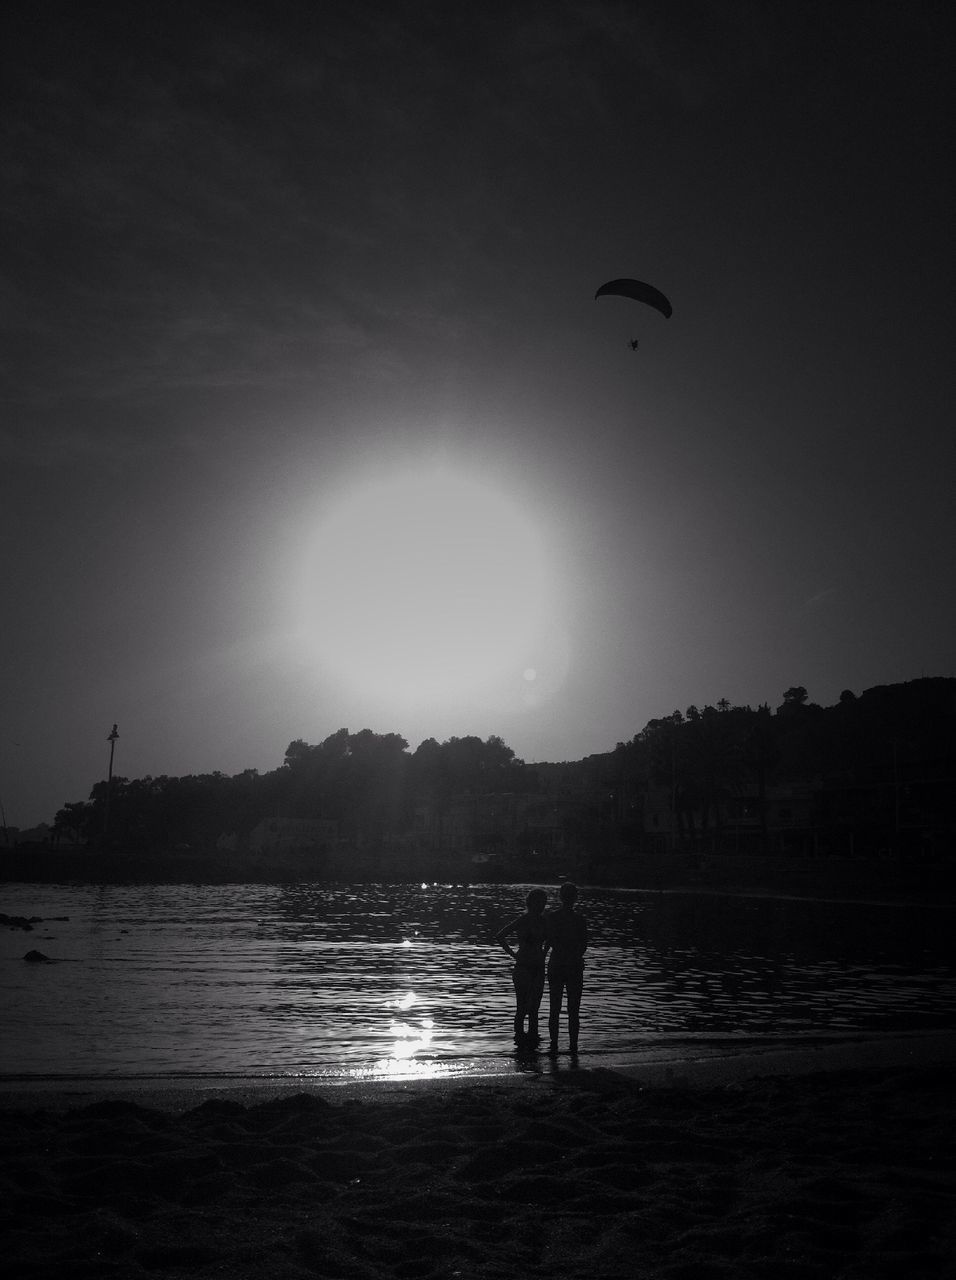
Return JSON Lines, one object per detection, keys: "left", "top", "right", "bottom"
{"left": 4, "top": 1028, "right": 954, "bottom": 1113}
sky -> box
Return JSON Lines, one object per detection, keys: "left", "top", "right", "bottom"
{"left": 2, "top": 0, "right": 953, "bottom": 829}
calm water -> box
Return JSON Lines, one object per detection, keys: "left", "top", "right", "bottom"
{"left": 2, "top": 883, "right": 954, "bottom": 1083}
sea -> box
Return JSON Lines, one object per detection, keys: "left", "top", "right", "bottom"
{"left": 2, "top": 882, "right": 954, "bottom": 1086}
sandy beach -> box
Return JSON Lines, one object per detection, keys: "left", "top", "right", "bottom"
{"left": 3, "top": 1046, "right": 953, "bottom": 1280}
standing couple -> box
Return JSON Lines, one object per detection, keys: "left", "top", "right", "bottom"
{"left": 495, "top": 882, "right": 588, "bottom": 1054}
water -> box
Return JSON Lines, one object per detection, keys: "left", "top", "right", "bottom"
{"left": 2, "top": 883, "right": 954, "bottom": 1084}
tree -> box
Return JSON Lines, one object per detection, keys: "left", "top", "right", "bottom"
{"left": 780, "top": 686, "right": 809, "bottom": 711}
{"left": 54, "top": 801, "right": 93, "bottom": 845}
{"left": 740, "top": 707, "right": 779, "bottom": 852}
{"left": 682, "top": 704, "right": 746, "bottom": 839}
{"left": 283, "top": 738, "right": 320, "bottom": 770}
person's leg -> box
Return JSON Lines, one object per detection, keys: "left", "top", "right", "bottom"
{"left": 528, "top": 967, "right": 545, "bottom": 1041}
{"left": 566, "top": 972, "right": 583, "bottom": 1052}
{"left": 512, "top": 968, "right": 526, "bottom": 1039}
{"left": 548, "top": 973, "right": 564, "bottom": 1048}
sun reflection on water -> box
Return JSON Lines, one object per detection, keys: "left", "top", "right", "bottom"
{"left": 387, "top": 1019, "right": 433, "bottom": 1057}
{"left": 374, "top": 990, "right": 444, "bottom": 1077}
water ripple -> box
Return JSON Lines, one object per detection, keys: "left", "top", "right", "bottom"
{"left": 1, "top": 882, "right": 953, "bottom": 1079}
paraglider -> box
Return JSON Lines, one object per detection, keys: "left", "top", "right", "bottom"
{"left": 594, "top": 278, "right": 672, "bottom": 318}
{"left": 595, "top": 278, "right": 672, "bottom": 350}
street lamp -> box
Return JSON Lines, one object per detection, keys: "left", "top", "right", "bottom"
{"left": 104, "top": 724, "right": 119, "bottom": 843}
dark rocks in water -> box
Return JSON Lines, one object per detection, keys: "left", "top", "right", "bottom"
{"left": 23, "top": 949, "right": 53, "bottom": 963}
{"left": 2, "top": 913, "right": 69, "bottom": 930}
{"left": 2, "top": 913, "right": 40, "bottom": 930}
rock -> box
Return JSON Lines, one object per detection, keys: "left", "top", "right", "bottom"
{"left": 1, "top": 913, "right": 41, "bottom": 930}
{"left": 23, "top": 949, "right": 53, "bottom": 963}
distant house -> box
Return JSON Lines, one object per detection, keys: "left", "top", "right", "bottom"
{"left": 5, "top": 822, "right": 52, "bottom": 847}
{"left": 641, "top": 779, "right": 817, "bottom": 854}
{"left": 247, "top": 817, "right": 339, "bottom": 854}
{"left": 412, "top": 792, "right": 592, "bottom": 873}
{"left": 414, "top": 792, "right": 530, "bottom": 855}
{"left": 519, "top": 798, "right": 594, "bottom": 860}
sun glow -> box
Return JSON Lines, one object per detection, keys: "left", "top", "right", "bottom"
{"left": 296, "top": 465, "right": 558, "bottom": 710}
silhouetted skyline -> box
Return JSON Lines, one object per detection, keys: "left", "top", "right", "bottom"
{"left": 2, "top": 2, "right": 953, "bottom": 827}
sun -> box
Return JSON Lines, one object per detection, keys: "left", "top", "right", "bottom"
{"left": 298, "top": 466, "right": 555, "bottom": 709}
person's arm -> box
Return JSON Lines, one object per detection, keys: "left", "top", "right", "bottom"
{"left": 494, "top": 916, "right": 520, "bottom": 960}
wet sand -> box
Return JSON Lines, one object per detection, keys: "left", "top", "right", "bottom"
{"left": 3, "top": 1042, "right": 954, "bottom": 1279}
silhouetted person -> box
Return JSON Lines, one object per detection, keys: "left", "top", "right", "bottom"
{"left": 545, "top": 882, "right": 588, "bottom": 1054}
{"left": 495, "top": 888, "right": 548, "bottom": 1047}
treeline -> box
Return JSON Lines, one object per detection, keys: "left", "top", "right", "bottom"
{"left": 45, "top": 677, "right": 956, "bottom": 859}
{"left": 52, "top": 730, "right": 531, "bottom": 852}
{"left": 603, "top": 680, "right": 955, "bottom": 854}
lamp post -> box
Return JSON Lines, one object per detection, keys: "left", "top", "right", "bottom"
{"left": 104, "top": 724, "right": 119, "bottom": 843}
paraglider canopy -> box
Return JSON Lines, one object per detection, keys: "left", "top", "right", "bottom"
{"left": 594, "top": 278, "right": 672, "bottom": 320}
